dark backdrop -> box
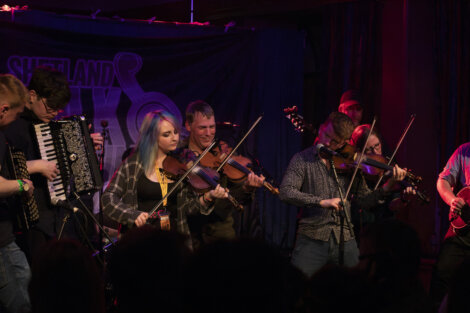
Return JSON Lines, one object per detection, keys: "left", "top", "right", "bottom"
{"left": 0, "top": 10, "right": 303, "bottom": 249}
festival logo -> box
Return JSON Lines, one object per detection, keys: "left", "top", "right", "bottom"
{"left": 7, "top": 52, "right": 179, "bottom": 180}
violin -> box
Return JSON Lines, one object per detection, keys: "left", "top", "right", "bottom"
{"left": 199, "top": 146, "right": 280, "bottom": 195}
{"left": 326, "top": 144, "right": 430, "bottom": 203}
{"left": 328, "top": 143, "right": 423, "bottom": 185}
{"left": 162, "top": 153, "right": 244, "bottom": 211}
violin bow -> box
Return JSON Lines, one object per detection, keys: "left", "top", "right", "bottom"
{"left": 146, "top": 140, "right": 217, "bottom": 219}
{"left": 216, "top": 115, "right": 263, "bottom": 173}
{"left": 328, "top": 118, "right": 376, "bottom": 240}
{"left": 373, "top": 114, "right": 416, "bottom": 190}
{"left": 344, "top": 117, "right": 378, "bottom": 200}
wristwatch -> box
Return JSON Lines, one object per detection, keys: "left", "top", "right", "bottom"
{"left": 22, "top": 180, "right": 30, "bottom": 192}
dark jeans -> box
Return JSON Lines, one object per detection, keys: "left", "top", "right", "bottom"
{"left": 291, "top": 233, "right": 359, "bottom": 278}
{"left": 430, "top": 238, "right": 470, "bottom": 308}
{"left": 0, "top": 242, "right": 31, "bottom": 313}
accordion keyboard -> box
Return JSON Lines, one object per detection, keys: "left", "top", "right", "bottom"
{"left": 34, "top": 123, "right": 67, "bottom": 201}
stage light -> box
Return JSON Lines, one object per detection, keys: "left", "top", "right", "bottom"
{"left": 0, "top": 4, "right": 28, "bottom": 11}
{"left": 1, "top": 4, "right": 28, "bottom": 21}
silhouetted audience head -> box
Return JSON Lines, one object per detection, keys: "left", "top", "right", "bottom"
{"left": 107, "top": 225, "right": 190, "bottom": 313}
{"left": 307, "top": 264, "right": 377, "bottom": 313}
{"left": 182, "top": 239, "right": 306, "bottom": 313}
{"left": 358, "top": 219, "right": 433, "bottom": 313}
{"left": 29, "top": 239, "right": 105, "bottom": 313}
{"left": 358, "top": 219, "right": 421, "bottom": 280}
{"left": 446, "top": 256, "right": 470, "bottom": 313}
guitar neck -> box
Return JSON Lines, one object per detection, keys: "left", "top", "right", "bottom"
{"left": 303, "top": 124, "right": 317, "bottom": 136}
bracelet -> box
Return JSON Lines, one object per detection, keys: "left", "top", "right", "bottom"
{"left": 17, "top": 179, "right": 24, "bottom": 193}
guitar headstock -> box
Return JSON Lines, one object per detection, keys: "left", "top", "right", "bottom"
{"left": 283, "top": 106, "right": 316, "bottom": 135}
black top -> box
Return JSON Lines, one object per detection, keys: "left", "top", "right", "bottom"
{"left": 3, "top": 108, "right": 56, "bottom": 236}
{"left": 136, "top": 173, "right": 177, "bottom": 230}
{"left": 0, "top": 131, "right": 15, "bottom": 248}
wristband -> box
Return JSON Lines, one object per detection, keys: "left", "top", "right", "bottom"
{"left": 17, "top": 179, "right": 24, "bottom": 193}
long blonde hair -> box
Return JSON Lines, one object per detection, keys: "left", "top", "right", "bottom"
{"left": 135, "top": 110, "right": 181, "bottom": 175}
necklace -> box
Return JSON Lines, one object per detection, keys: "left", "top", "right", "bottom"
{"left": 155, "top": 166, "right": 168, "bottom": 207}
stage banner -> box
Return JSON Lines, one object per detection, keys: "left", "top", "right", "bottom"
{"left": 0, "top": 10, "right": 304, "bottom": 248}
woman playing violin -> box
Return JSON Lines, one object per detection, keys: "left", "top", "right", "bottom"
{"left": 350, "top": 124, "right": 416, "bottom": 233}
{"left": 101, "top": 110, "right": 227, "bottom": 250}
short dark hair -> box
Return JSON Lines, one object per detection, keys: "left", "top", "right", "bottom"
{"left": 185, "top": 100, "right": 214, "bottom": 125}
{"left": 28, "top": 66, "right": 71, "bottom": 110}
{"left": 0, "top": 74, "right": 29, "bottom": 109}
{"left": 323, "top": 111, "right": 354, "bottom": 140}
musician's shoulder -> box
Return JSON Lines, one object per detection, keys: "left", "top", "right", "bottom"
{"left": 2, "top": 119, "right": 30, "bottom": 147}
{"left": 123, "top": 151, "right": 139, "bottom": 164}
{"left": 297, "top": 146, "right": 316, "bottom": 160}
{"left": 457, "top": 142, "right": 470, "bottom": 151}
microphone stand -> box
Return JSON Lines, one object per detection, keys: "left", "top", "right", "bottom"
{"left": 56, "top": 195, "right": 105, "bottom": 266}
{"left": 98, "top": 120, "right": 109, "bottom": 259}
{"left": 72, "top": 191, "right": 116, "bottom": 246}
{"left": 329, "top": 158, "right": 355, "bottom": 266}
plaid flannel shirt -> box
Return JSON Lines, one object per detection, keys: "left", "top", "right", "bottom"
{"left": 102, "top": 152, "right": 213, "bottom": 250}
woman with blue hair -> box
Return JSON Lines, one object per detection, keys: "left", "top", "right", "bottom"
{"left": 102, "top": 110, "right": 227, "bottom": 249}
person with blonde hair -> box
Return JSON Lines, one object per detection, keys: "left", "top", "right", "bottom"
{"left": 0, "top": 73, "right": 33, "bottom": 313}
{"left": 102, "top": 110, "right": 227, "bottom": 250}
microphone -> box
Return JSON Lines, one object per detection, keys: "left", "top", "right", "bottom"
{"left": 316, "top": 144, "right": 339, "bottom": 159}
{"left": 51, "top": 198, "right": 79, "bottom": 213}
{"left": 100, "top": 120, "right": 109, "bottom": 128}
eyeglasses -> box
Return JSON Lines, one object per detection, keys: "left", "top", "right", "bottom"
{"left": 365, "top": 142, "right": 381, "bottom": 154}
{"left": 40, "top": 98, "right": 63, "bottom": 115}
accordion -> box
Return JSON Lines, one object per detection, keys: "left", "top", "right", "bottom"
{"left": 33, "top": 116, "right": 103, "bottom": 203}
{"left": 5, "top": 145, "right": 39, "bottom": 230}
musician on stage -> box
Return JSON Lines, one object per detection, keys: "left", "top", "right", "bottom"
{"left": 102, "top": 110, "right": 227, "bottom": 250}
{"left": 338, "top": 89, "right": 363, "bottom": 127}
{"left": 279, "top": 112, "right": 407, "bottom": 277}
{"left": 0, "top": 74, "right": 33, "bottom": 313}
{"left": 3, "top": 66, "right": 103, "bottom": 261}
{"left": 431, "top": 142, "right": 470, "bottom": 308}
{"left": 183, "top": 100, "right": 265, "bottom": 248}
{"left": 349, "top": 124, "right": 416, "bottom": 237}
